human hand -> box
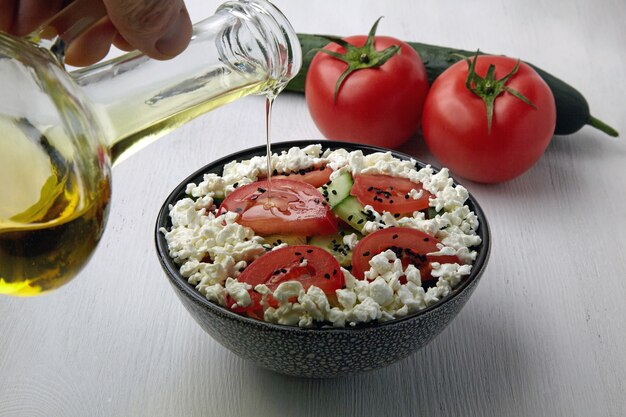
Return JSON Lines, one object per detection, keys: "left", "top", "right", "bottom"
{"left": 0, "top": 0, "right": 193, "bottom": 66}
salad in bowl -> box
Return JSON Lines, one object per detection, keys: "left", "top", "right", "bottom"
{"left": 159, "top": 141, "right": 483, "bottom": 328}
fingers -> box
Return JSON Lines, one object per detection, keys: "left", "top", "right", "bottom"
{"left": 103, "top": 0, "right": 192, "bottom": 60}
{"left": 8, "top": 0, "right": 65, "bottom": 36}
{"left": 112, "top": 31, "right": 133, "bottom": 51}
{"left": 2, "top": 0, "right": 192, "bottom": 65}
{"left": 65, "top": 17, "right": 117, "bottom": 67}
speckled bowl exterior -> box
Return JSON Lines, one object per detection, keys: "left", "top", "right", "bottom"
{"left": 155, "top": 140, "right": 491, "bottom": 378}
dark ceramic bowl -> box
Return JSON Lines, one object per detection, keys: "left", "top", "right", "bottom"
{"left": 155, "top": 140, "right": 491, "bottom": 378}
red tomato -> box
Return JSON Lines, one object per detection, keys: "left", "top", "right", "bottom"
{"left": 266, "top": 166, "right": 332, "bottom": 188}
{"left": 422, "top": 55, "right": 556, "bottom": 183}
{"left": 351, "top": 227, "right": 461, "bottom": 281}
{"left": 229, "top": 245, "right": 344, "bottom": 317}
{"left": 306, "top": 34, "right": 429, "bottom": 149}
{"left": 351, "top": 175, "right": 433, "bottom": 214}
{"left": 218, "top": 179, "right": 338, "bottom": 236}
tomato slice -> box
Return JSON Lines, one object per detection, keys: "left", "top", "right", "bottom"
{"left": 350, "top": 175, "right": 433, "bottom": 214}
{"left": 269, "top": 166, "right": 333, "bottom": 188}
{"left": 219, "top": 179, "right": 338, "bottom": 236}
{"left": 229, "top": 245, "right": 344, "bottom": 317}
{"left": 351, "top": 227, "right": 461, "bottom": 282}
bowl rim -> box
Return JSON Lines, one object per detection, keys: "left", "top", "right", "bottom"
{"left": 155, "top": 139, "right": 491, "bottom": 332}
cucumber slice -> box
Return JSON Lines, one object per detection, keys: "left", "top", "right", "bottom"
{"left": 263, "top": 234, "right": 307, "bottom": 247}
{"left": 308, "top": 232, "right": 360, "bottom": 267}
{"left": 333, "top": 196, "right": 372, "bottom": 233}
{"left": 426, "top": 207, "right": 444, "bottom": 219}
{"left": 318, "top": 170, "right": 353, "bottom": 208}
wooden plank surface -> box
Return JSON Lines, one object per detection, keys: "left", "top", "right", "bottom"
{"left": 1, "top": 0, "right": 625, "bottom": 416}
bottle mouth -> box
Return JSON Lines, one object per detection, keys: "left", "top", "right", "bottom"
{"left": 215, "top": 0, "right": 303, "bottom": 95}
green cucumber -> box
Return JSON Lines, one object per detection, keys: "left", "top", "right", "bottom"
{"left": 333, "top": 196, "right": 371, "bottom": 232}
{"left": 263, "top": 234, "right": 307, "bottom": 247}
{"left": 318, "top": 170, "right": 353, "bottom": 207}
{"left": 426, "top": 207, "right": 442, "bottom": 219}
{"left": 286, "top": 34, "right": 618, "bottom": 138}
{"left": 308, "top": 232, "right": 359, "bottom": 266}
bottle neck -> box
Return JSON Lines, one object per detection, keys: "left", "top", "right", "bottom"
{"left": 70, "top": 0, "right": 301, "bottom": 165}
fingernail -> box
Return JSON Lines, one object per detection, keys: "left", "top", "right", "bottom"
{"left": 155, "top": 8, "right": 192, "bottom": 58}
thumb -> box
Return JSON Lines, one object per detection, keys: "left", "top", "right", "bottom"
{"left": 103, "top": 0, "right": 192, "bottom": 60}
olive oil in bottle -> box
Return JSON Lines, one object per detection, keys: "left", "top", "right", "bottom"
{"left": 0, "top": 0, "right": 301, "bottom": 296}
{"left": 0, "top": 116, "right": 110, "bottom": 296}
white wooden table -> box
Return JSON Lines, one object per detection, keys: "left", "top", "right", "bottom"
{"left": 2, "top": 0, "right": 625, "bottom": 416}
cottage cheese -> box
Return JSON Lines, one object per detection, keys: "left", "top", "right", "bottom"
{"left": 161, "top": 144, "right": 482, "bottom": 328}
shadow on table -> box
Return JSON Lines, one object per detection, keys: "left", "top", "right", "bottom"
{"left": 242, "top": 308, "right": 532, "bottom": 417}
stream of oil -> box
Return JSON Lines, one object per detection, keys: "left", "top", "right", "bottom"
{"left": 264, "top": 95, "right": 275, "bottom": 206}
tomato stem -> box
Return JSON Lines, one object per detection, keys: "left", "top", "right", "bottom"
{"left": 314, "top": 17, "right": 401, "bottom": 102}
{"left": 461, "top": 50, "right": 536, "bottom": 134}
